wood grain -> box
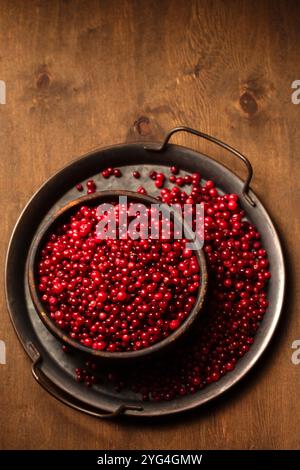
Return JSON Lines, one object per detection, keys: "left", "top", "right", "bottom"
{"left": 0, "top": 0, "right": 300, "bottom": 450}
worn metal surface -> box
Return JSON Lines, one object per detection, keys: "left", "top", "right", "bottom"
{"left": 5, "top": 128, "right": 285, "bottom": 418}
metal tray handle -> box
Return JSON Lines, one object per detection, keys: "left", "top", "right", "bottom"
{"left": 145, "top": 126, "right": 256, "bottom": 206}
{"left": 27, "top": 342, "right": 143, "bottom": 419}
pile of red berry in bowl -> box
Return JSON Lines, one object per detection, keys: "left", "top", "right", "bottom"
{"left": 27, "top": 190, "right": 208, "bottom": 361}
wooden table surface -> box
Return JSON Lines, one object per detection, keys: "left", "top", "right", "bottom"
{"left": 1, "top": 0, "right": 300, "bottom": 450}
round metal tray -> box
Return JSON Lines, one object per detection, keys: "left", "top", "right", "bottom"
{"left": 5, "top": 127, "right": 285, "bottom": 418}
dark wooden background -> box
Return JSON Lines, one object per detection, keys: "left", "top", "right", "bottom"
{"left": 1, "top": 0, "right": 300, "bottom": 450}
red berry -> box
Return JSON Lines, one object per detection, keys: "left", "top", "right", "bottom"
{"left": 170, "top": 166, "right": 179, "bottom": 175}
{"left": 116, "top": 291, "right": 127, "bottom": 301}
{"left": 176, "top": 177, "right": 184, "bottom": 186}
{"left": 155, "top": 178, "right": 164, "bottom": 188}
{"left": 149, "top": 171, "right": 157, "bottom": 180}
{"left": 114, "top": 168, "right": 122, "bottom": 177}
{"left": 137, "top": 186, "right": 147, "bottom": 194}
{"left": 97, "top": 291, "right": 107, "bottom": 302}
{"left": 205, "top": 180, "right": 214, "bottom": 189}
{"left": 228, "top": 200, "right": 238, "bottom": 211}
{"left": 39, "top": 162, "right": 269, "bottom": 402}
{"left": 169, "top": 319, "right": 180, "bottom": 330}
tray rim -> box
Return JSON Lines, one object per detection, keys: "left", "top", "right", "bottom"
{"left": 5, "top": 139, "right": 286, "bottom": 418}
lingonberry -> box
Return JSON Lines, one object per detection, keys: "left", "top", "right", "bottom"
{"left": 113, "top": 168, "right": 122, "bottom": 177}
{"left": 47, "top": 165, "right": 270, "bottom": 402}
{"left": 137, "top": 186, "right": 147, "bottom": 194}
{"left": 86, "top": 180, "right": 96, "bottom": 194}
{"left": 176, "top": 177, "right": 184, "bottom": 187}
{"left": 170, "top": 166, "right": 179, "bottom": 175}
{"left": 38, "top": 199, "right": 200, "bottom": 353}
{"left": 149, "top": 170, "right": 157, "bottom": 180}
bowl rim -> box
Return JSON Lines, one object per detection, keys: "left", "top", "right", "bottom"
{"left": 27, "top": 189, "right": 208, "bottom": 360}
